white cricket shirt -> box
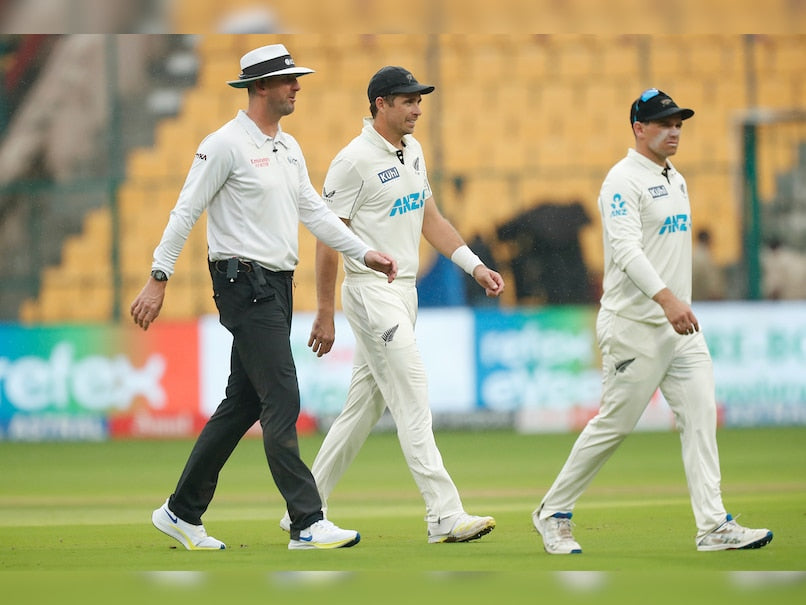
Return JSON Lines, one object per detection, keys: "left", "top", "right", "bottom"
{"left": 152, "top": 110, "right": 369, "bottom": 275}
{"left": 598, "top": 148, "right": 693, "bottom": 325}
{"left": 322, "top": 117, "right": 432, "bottom": 281}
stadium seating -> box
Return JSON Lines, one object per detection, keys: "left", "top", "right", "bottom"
{"left": 18, "top": 29, "right": 806, "bottom": 321}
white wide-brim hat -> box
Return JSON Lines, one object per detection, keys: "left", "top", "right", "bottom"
{"left": 227, "top": 44, "right": 314, "bottom": 88}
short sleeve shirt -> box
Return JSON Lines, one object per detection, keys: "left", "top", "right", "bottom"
{"left": 322, "top": 118, "right": 432, "bottom": 280}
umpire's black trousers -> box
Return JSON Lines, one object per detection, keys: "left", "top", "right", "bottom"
{"left": 168, "top": 260, "right": 323, "bottom": 539}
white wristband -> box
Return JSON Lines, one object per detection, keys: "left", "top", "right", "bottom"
{"left": 451, "top": 245, "right": 483, "bottom": 276}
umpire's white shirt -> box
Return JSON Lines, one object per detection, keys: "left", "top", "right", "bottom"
{"left": 322, "top": 117, "right": 431, "bottom": 281}
{"left": 152, "top": 110, "right": 369, "bottom": 275}
{"left": 598, "top": 148, "right": 693, "bottom": 325}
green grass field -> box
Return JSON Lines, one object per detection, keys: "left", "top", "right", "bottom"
{"left": 1, "top": 427, "right": 804, "bottom": 603}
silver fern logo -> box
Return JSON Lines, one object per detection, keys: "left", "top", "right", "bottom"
{"left": 381, "top": 324, "right": 399, "bottom": 345}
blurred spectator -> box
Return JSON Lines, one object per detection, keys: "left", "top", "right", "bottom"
{"left": 497, "top": 201, "right": 592, "bottom": 305}
{"left": 0, "top": 0, "right": 150, "bottom": 33}
{"left": 216, "top": 5, "right": 280, "bottom": 32}
{"left": 692, "top": 228, "right": 726, "bottom": 300}
{"left": 761, "top": 238, "right": 806, "bottom": 299}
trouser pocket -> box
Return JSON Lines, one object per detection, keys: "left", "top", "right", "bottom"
{"left": 244, "top": 264, "right": 276, "bottom": 303}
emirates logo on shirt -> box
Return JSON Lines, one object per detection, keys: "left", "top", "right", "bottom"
{"left": 251, "top": 157, "right": 270, "bottom": 168}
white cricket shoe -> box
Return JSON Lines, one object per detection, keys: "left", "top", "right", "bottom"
{"left": 696, "top": 514, "right": 773, "bottom": 552}
{"left": 151, "top": 499, "right": 226, "bottom": 550}
{"left": 280, "top": 510, "right": 331, "bottom": 533}
{"left": 288, "top": 519, "right": 360, "bottom": 550}
{"left": 427, "top": 513, "right": 496, "bottom": 543}
{"left": 532, "top": 508, "right": 582, "bottom": 554}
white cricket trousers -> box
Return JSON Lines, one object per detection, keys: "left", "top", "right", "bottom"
{"left": 309, "top": 276, "right": 464, "bottom": 524}
{"left": 540, "top": 310, "right": 727, "bottom": 537}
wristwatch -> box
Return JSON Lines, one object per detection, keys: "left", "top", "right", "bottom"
{"left": 150, "top": 269, "right": 168, "bottom": 282}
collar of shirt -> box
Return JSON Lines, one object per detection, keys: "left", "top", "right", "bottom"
{"left": 236, "top": 109, "right": 289, "bottom": 151}
{"left": 361, "top": 117, "right": 409, "bottom": 157}
{"left": 627, "top": 147, "right": 677, "bottom": 177}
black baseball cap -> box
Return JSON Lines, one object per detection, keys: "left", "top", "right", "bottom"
{"left": 367, "top": 66, "right": 435, "bottom": 101}
{"left": 630, "top": 88, "right": 694, "bottom": 124}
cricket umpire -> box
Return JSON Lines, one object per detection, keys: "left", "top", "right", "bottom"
{"left": 532, "top": 88, "right": 773, "bottom": 554}
{"left": 130, "top": 44, "right": 397, "bottom": 550}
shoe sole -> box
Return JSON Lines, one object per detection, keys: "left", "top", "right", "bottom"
{"left": 543, "top": 544, "right": 583, "bottom": 555}
{"left": 152, "top": 507, "right": 225, "bottom": 551}
{"left": 288, "top": 533, "right": 361, "bottom": 550}
{"left": 697, "top": 531, "right": 773, "bottom": 552}
{"left": 428, "top": 519, "right": 496, "bottom": 543}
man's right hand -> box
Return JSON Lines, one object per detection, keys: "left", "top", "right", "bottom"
{"left": 130, "top": 278, "right": 167, "bottom": 331}
{"left": 653, "top": 287, "right": 699, "bottom": 335}
{"left": 308, "top": 311, "right": 336, "bottom": 357}
{"left": 363, "top": 250, "right": 397, "bottom": 283}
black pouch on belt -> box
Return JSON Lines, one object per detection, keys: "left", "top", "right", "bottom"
{"left": 245, "top": 262, "right": 274, "bottom": 303}
{"left": 225, "top": 257, "right": 238, "bottom": 281}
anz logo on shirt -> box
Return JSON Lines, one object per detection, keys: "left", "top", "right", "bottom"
{"left": 610, "top": 193, "right": 627, "bottom": 217}
{"left": 659, "top": 214, "right": 690, "bottom": 234}
{"left": 389, "top": 191, "right": 426, "bottom": 217}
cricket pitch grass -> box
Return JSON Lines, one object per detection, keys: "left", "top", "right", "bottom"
{"left": 1, "top": 427, "right": 804, "bottom": 603}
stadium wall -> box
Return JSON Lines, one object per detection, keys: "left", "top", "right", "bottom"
{"left": 1, "top": 302, "right": 805, "bottom": 441}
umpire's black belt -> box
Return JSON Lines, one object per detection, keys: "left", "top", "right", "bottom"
{"left": 211, "top": 258, "right": 294, "bottom": 278}
{"left": 212, "top": 258, "right": 253, "bottom": 274}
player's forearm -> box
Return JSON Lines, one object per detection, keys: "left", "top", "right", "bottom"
{"left": 425, "top": 221, "right": 467, "bottom": 262}
{"left": 420, "top": 197, "right": 464, "bottom": 258}
{"left": 624, "top": 254, "right": 666, "bottom": 300}
{"left": 314, "top": 239, "right": 340, "bottom": 314}
{"left": 652, "top": 287, "right": 678, "bottom": 307}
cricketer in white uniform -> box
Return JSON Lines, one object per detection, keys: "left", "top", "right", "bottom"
{"left": 281, "top": 66, "right": 504, "bottom": 543}
{"left": 532, "top": 89, "right": 773, "bottom": 554}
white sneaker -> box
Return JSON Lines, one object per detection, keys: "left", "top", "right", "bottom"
{"left": 696, "top": 514, "right": 773, "bottom": 552}
{"left": 280, "top": 511, "right": 331, "bottom": 533}
{"left": 151, "top": 499, "right": 226, "bottom": 550}
{"left": 532, "top": 508, "right": 582, "bottom": 554}
{"left": 427, "top": 513, "right": 496, "bottom": 543}
{"left": 288, "top": 519, "right": 360, "bottom": 550}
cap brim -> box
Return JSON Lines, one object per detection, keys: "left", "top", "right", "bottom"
{"left": 227, "top": 66, "right": 315, "bottom": 88}
{"left": 385, "top": 84, "right": 435, "bottom": 97}
{"left": 642, "top": 107, "right": 695, "bottom": 122}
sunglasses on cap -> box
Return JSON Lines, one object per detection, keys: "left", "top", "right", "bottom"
{"left": 632, "top": 88, "right": 660, "bottom": 123}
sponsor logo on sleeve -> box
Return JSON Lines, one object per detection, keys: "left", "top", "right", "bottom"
{"left": 648, "top": 185, "right": 668, "bottom": 198}
{"left": 610, "top": 193, "right": 627, "bottom": 217}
